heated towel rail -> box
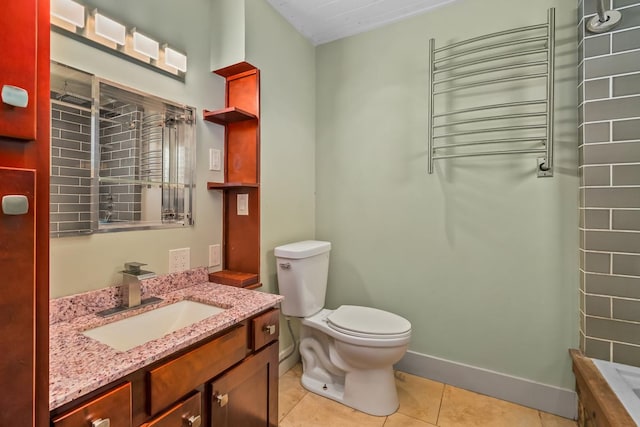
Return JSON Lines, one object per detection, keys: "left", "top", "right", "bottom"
{"left": 427, "top": 8, "right": 555, "bottom": 177}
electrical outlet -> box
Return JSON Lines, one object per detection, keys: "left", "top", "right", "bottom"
{"left": 169, "top": 247, "right": 190, "bottom": 273}
{"left": 237, "top": 193, "right": 249, "bottom": 215}
{"left": 209, "top": 244, "right": 221, "bottom": 266}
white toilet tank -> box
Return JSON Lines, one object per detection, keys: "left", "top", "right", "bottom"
{"left": 274, "top": 240, "right": 331, "bottom": 317}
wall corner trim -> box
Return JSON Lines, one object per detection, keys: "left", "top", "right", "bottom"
{"left": 395, "top": 350, "right": 577, "bottom": 420}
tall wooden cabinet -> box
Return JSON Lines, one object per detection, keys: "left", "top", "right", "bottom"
{"left": 0, "top": 1, "right": 50, "bottom": 427}
{"left": 204, "top": 62, "right": 261, "bottom": 288}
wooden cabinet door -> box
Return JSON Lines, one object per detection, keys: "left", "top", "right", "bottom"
{"left": 210, "top": 342, "right": 278, "bottom": 427}
{"left": 0, "top": 167, "right": 36, "bottom": 427}
{"left": 0, "top": 0, "right": 38, "bottom": 140}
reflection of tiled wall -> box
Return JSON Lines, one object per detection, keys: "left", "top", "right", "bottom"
{"left": 50, "top": 102, "right": 92, "bottom": 236}
{"left": 99, "top": 107, "right": 142, "bottom": 222}
{"left": 578, "top": 0, "right": 640, "bottom": 366}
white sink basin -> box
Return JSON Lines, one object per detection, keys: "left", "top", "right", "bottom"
{"left": 83, "top": 300, "right": 226, "bottom": 352}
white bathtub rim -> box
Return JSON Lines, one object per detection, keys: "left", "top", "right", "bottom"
{"left": 592, "top": 358, "right": 640, "bottom": 425}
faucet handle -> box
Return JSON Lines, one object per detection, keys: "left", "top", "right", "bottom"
{"left": 124, "top": 262, "right": 147, "bottom": 273}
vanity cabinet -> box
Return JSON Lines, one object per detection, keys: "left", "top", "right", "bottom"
{"left": 50, "top": 308, "right": 280, "bottom": 427}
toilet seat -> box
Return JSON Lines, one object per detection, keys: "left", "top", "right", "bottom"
{"left": 327, "top": 305, "right": 411, "bottom": 340}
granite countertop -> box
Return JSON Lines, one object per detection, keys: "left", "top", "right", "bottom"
{"left": 49, "top": 273, "right": 283, "bottom": 411}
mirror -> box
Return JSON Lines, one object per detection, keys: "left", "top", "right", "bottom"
{"left": 50, "top": 62, "right": 196, "bottom": 237}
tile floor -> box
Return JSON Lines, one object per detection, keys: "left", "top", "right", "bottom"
{"left": 279, "top": 364, "right": 578, "bottom": 427}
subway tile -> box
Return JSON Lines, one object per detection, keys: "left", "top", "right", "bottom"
{"left": 584, "top": 96, "right": 640, "bottom": 121}
{"left": 612, "top": 210, "right": 640, "bottom": 230}
{"left": 612, "top": 342, "right": 640, "bottom": 367}
{"left": 586, "top": 294, "right": 612, "bottom": 316}
{"left": 612, "top": 164, "right": 640, "bottom": 185}
{"left": 586, "top": 252, "right": 612, "bottom": 273}
{"left": 616, "top": 5, "right": 640, "bottom": 31}
{"left": 585, "top": 50, "right": 640, "bottom": 79}
{"left": 613, "top": 297, "right": 640, "bottom": 322}
{"left": 585, "top": 230, "right": 640, "bottom": 252}
{"left": 50, "top": 185, "right": 59, "bottom": 194}
{"left": 58, "top": 204, "right": 87, "bottom": 213}
{"left": 580, "top": 289, "right": 586, "bottom": 311}
{"left": 584, "top": 122, "right": 611, "bottom": 143}
{"left": 60, "top": 112, "right": 90, "bottom": 126}
{"left": 613, "top": 253, "right": 640, "bottom": 276}
{"left": 58, "top": 167, "right": 90, "bottom": 178}
{"left": 52, "top": 119, "right": 81, "bottom": 133}
{"left": 51, "top": 176, "right": 80, "bottom": 186}
{"left": 614, "top": 0, "right": 640, "bottom": 8}
{"left": 585, "top": 0, "right": 610, "bottom": 15}
{"left": 52, "top": 138, "right": 81, "bottom": 151}
{"left": 52, "top": 157, "right": 81, "bottom": 168}
{"left": 585, "top": 338, "right": 611, "bottom": 360}
{"left": 583, "top": 165, "right": 611, "bottom": 186}
{"left": 586, "top": 316, "right": 640, "bottom": 345}
{"left": 581, "top": 271, "right": 586, "bottom": 291}
{"left": 59, "top": 222, "right": 92, "bottom": 232}
{"left": 586, "top": 273, "right": 640, "bottom": 298}
{"left": 613, "top": 28, "right": 640, "bottom": 53}
{"left": 50, "top": 213, "right": 80, "bottom": 223}
{"left": 585, "top": 187, "right": 640, "bottom": 208}
{"left": 60, "top": 148, "right": 91, "bottom": 160}
{"left": 586, "top": 34, "right": 611, "bottom": 57}
{"left": 50, "top": 194, "right": 80, "bottom": 204}
{"left": 583, "top": 142, "right": 640, "bottom": 164}
{"left": 612, "top": 118, "right": 640, "bottom": 141}
{"left": 585, "top": 209, "right": 611, "bottom": 229}
{"left": 613, "top": 73, "right": 640, "bottom": 96}
{"left": 59, "top": 185, "right": 91, "bottom": 195}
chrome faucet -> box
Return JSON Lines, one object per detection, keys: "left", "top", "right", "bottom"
{"left": 97, "top": 262, "right": 161, "bottom": 317}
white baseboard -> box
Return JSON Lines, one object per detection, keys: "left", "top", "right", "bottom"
{"left": 395, "top": 350, "right": 577, "bottom": 420}
{"left": 279, "top": 344, "right": 300, "bottom": 377}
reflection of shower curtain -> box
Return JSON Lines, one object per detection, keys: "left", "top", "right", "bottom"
{"left": 162, "top": 120, "right": 185, "bottom": 222}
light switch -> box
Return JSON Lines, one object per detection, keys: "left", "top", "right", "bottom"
{"left": 209, "top": 148, "right": 221, "bottom": 171}
{"left": 237, "top": 194, "right": 249, "bottom": 215}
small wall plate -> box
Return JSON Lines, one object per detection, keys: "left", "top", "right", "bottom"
{"left": 537, "top": 157, "right": 553, "bottom": 178}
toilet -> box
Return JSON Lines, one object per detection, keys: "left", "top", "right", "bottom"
{"left": 274, "top": 240, "right": 411, "bottom": 416}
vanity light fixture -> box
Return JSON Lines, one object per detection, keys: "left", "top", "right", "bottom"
{"left": 164, "top": 47, "right": 188, "bottom": 73}
{"left": 50, "top": 0, "right": 85, "bottom": 29}
{"left": 94, "top": 12, "right": 126, "bottom": 46}
{"left": 50, "top": 1, "right": 187, "bottom": 81}
{"left": 133, "top": 31, "right": 159, "bottom": 60}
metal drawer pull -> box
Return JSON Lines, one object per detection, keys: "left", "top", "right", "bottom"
{"left": 91, "top": 419, "right": 110, "bottom": 427}
{"left": 263, "top": 324, "right": 276, "bottom": 335}
{"left": 215, "top": 393, "right": 229, "bottom": 407}
{"left": 183, "top": 415, "right": 201, "bottom": 427}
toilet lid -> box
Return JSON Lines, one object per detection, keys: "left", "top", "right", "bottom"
{"left": 327, "top": 305, "right": 411, "bottom": 338}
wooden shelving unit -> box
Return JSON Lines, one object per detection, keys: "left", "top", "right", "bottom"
{"left": 205, "top": 61, "right": 261, "bottom": 288}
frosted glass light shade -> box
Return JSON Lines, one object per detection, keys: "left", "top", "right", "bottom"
{"left": 95, "top": 13, "right": 126, "bottom": 45}
{"left": 133, "top": 32, "right": 159, "bottom": 60}
{"left": 51, "top": 0, "right": 85, "bottom": 28}
{"left": 165, "top": 47, "right": 187, "bottom": 72}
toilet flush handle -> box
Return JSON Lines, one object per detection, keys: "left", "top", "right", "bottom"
{"left": 279, "top": 262, "right": 291, "bottom": 270}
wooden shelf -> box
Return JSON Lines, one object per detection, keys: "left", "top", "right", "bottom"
{"left": 203, "top": 107, "right": 257, "bottom": 125}
{"left": 207, "top": 182, "right": 259, "bottom": 190}
{"left": 209, "top": 270, "right": 259, "bottom": 288}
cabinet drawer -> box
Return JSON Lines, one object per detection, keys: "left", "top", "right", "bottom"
{"left": 148, "top": 324, "right": 247, "bottom": 415}
{"left": 251, "top": 308, "right": 279, "bottom": 351}
{"left": 52, "top": 382, "right": 131, "bottom": 427}
{"left": 141, "top": 392, "right": 201, "bottom": 427}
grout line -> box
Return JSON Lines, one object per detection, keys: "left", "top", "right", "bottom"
{"left": 435, "top": 384, "right": 446, "bottom": 426}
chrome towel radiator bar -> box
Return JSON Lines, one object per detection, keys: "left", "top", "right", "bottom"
{"left": 427, "top": 8, "right": 555, "bottom": 178}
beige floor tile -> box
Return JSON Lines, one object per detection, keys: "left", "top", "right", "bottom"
{"left": 279, "top": 392, "right": 386, "bottom": 427}
{"left": 395, "top": 371, "right": 444, "bottom": 425}
{"left": 279, "top": 364, "right": 308, "bottom": 422}
{"left": 539, "top": 411, "right": 578, "bottom": 427}
{"left": 437, "top": 386, "right": 542, "bottom": 427}
{"left": 384, "top": 412, "right": 438, "bottom": 427}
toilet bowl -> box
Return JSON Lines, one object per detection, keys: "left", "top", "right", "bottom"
{"left": 275, "top": 241, "right": 411, "bottom": 416}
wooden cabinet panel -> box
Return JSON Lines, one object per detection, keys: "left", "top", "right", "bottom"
{"left": 0, "top": 167, "right": 35, "bottom": 427}
{"left": 251, "top": 309, "right": 279, "bottom": 352}
{"left": 52, "top": 383, "right": 131, "bottom": 427}
{"left": 141, "top": 392, "right": 201, "bottom": 427}
{"left": 148, "top": 325, "right": 247, "bottom": 416}
{"left": 0, "top": 0, "right": 37, "bottom": 140}
{"left": 210, "top": 342, "right": 278, "bottom": 427}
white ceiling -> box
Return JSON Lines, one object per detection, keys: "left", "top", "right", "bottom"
{"left": 266, "top": 0, "right": 458, "bottom": 46}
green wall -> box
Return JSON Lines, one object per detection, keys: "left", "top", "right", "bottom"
{"left": 315, "top": 0, "right": 579, "bottom": 388}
